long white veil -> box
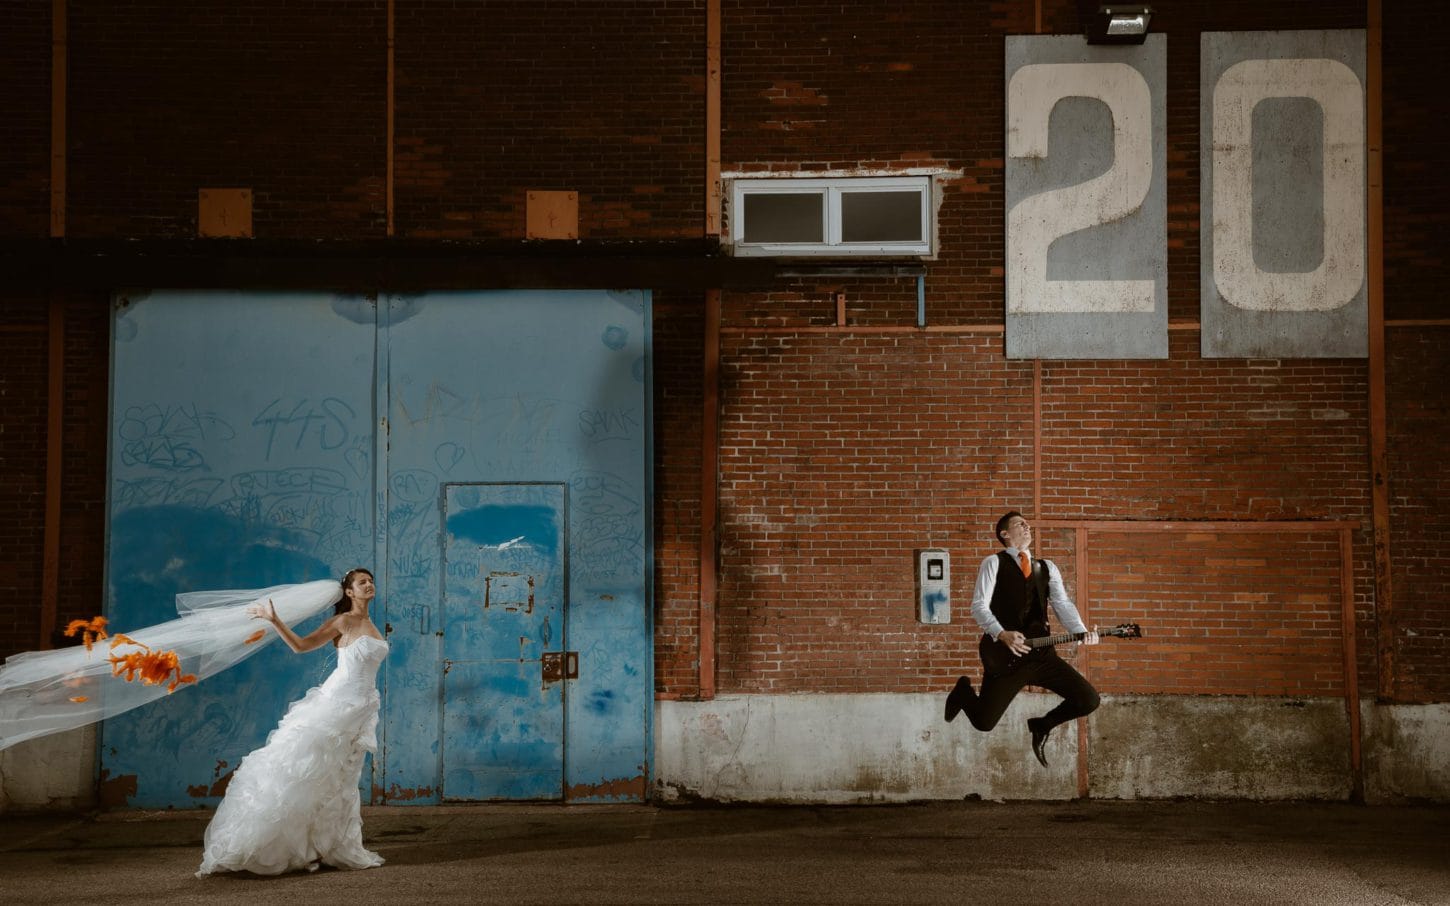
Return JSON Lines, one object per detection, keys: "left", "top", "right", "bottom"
{"left": 0, "top": 579, "right": 341, "bottom": 751}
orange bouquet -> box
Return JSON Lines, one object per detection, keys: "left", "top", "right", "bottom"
{"left": 65, "top": 616, "right": 197, "bottom": 694}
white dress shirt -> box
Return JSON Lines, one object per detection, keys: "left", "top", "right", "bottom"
{"left": 970, "top": 546, "right": 1089, "bottom": 639}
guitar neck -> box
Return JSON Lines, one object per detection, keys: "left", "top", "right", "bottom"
{"left": 1027, "top": 631, "right": 1088, "bottom": 650}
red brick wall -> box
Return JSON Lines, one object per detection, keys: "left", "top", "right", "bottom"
{"left": 711, "top": 333, "right": 1029, "bottom": 692}
{"left": 1039, "top": 336, "right": 1370, "bottom": 524}
{"left": 1081, "top": 529, "right": 1347, "bottom": 696}
{"left": 1386, "top": 330, "right": 1450, "bottom": 701}
{"left": 0, "top": 1, "right": 50, "bottom": 237}
{"left": 652, "top": 295, "right": 705, "bottom": 698}
{"left": 696, "top": 328, "right": 1374, "bottom": 696}
{"left": 0, "top": 307, "right": 49, "bottom": 655}
{"left": 1383, "top": 2, "right": 1450, "bottom": 320}
{"left": 1381, "top": 0, "right": 1450, "bottom": 702}
{"left": 0, "top": 293, "right": 108, "bottom": 661}
{"left": 1040, "top": 335, "right": 1377, "bottom": 693}
{"left": 58, "top": 295, "right": 111, "bottom": 645}
{"left": 65, "top": 0, "right": 387, "bottom": 238}
{"left": 394, "top": 0, "right": 705, "bottom": 239}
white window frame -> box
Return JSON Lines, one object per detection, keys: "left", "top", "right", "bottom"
{"left": 728, "top": 176, "right": 933, "bottom": 257}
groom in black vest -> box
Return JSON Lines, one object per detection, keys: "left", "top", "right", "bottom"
{"left": 944, "top": 511, "right": 1100, "bottom": 766}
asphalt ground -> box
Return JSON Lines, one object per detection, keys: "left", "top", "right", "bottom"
{"left": 1, "top": 800, "right": 1446, "bottom": 905}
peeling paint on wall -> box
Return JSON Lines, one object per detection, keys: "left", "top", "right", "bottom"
{"left": 566, "top": 774, "right": 646, "bottom": 802}
{"left": 186, "top": 764, "right": 235, "bottom": 799}
{"left": 375, "top": 783, "right": 437, "bottom": 802}
{"left": 97, "top": 770, "right": 138, "bottom": 808}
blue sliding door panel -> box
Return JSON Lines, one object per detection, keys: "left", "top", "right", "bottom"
{"left": 105, "top": 291, "right": 376, "bottom": 808}
{"left": 383, "top": 291, "right": 651, "bottom": 803}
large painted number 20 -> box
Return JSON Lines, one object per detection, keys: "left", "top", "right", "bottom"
{"left": 1007, "top": 63, "right": 1154, "bottom": 314}
{"left": 1007, "top": 58, "right": 1365, "bottom": 317}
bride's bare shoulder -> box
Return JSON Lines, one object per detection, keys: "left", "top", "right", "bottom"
{"left": 334, "top": 612, "right": 383, "bottom": 640}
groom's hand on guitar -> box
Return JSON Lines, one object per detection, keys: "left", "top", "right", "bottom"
{"left": 1083, "top": 626, "right": 1101, "bottom": 646}
{"left": 998, "top": 630, "right": 1031, "bottom": 655}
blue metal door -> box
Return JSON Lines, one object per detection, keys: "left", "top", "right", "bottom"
{"left": 442, "top": 482, "right": 567, "bottom": 800}
{"left": 104, "top": 289, "right": 652, "bottom": 807}
{"left": 104, "top": 291, "right": 377, "bottom": 808}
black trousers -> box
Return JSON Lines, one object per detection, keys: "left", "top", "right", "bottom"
{"left": 961, "top": 653, "right": 1100, "bottom": 733}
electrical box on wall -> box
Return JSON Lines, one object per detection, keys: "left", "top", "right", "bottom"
{"left": 916, "top": 549, "right": 950, "bottom": 624}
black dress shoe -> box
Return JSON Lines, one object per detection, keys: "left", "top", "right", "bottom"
{"left": 1027, "top": 717, "right": 1050, "bottom": 766}
{"left": 944, "top": 676, "right": 973, "bottom": 723}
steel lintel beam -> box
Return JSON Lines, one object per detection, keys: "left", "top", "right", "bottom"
{"left": 0, "top": 238, "right": 786, "bottom": 293}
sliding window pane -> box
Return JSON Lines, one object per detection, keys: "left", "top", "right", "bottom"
{"left": 840, "top": 191, "right": 922, "bottom": 243}
{"left": 742, "top": 193, "right": 824, "bottom": 243}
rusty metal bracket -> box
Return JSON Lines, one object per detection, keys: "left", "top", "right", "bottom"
{"left": 542, "top": 651, "right": 564, "bottom": 683}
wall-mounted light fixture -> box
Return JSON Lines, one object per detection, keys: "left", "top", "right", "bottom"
{"left": 1083, "top": 5, "right": 1153, "bottom": 45}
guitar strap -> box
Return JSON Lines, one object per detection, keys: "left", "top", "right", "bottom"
{"left": 1032, "top": 558, "right": 1051, "bottom": 632}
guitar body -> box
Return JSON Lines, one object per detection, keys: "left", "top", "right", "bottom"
{"left": 977, "top": 623, "right": 1143, "bottom": 679}
{"left": 978, "top": 632, "right": 1048, "bottom": 678}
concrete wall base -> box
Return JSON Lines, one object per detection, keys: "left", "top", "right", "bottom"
{"left": 1087, "top": 696, "right": 1350, "bottom": 800}
{"left": 658, "top": 692, "right": 1078, "bottom": 803}
{"left": 656, "top": 695, "right": 1450, "bottom": 804}
{"left": 0, "top": 725, "right": 97, "bottom": 813}
{"left": 1362, "top": 701, "right": 1450, "bottom": 803}
{"left": 1, "top": 697, "right": 1446, "bottom": 810}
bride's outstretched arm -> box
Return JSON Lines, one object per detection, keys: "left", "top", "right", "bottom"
{"left": 248, "top": 599, "right": 340, "bottom": 653}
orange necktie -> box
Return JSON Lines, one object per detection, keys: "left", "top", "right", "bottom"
{"left": 1018, "top": 551, "right": 1031, "bottom": 578}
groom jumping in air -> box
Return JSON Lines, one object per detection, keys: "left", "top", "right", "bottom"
{"left": 944, "top": 511, "right": 1100, "bottom": 766}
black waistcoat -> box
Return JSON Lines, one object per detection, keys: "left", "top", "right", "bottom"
{"left": 988, "top": 551, "right": 1052, "bottom": 637}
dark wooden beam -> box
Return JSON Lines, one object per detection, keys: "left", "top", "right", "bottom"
{"left": 0, "top": 238, "right": 787, "bottom": 293}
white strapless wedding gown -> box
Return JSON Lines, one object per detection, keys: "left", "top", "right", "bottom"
{"left": 197, "top": 635, "right": 389, "bottom": 877}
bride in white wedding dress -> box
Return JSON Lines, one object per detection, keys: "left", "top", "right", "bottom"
{"left": 196, "top": 567, "right": 389, "bottom": 877}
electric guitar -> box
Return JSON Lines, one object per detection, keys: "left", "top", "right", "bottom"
{"left": 978, "top": 623, "right": 1142, "bottom": 678}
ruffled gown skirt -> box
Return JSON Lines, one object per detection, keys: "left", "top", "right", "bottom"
{"left": 197, "top": 636, "right": 389, "bottom": 877}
